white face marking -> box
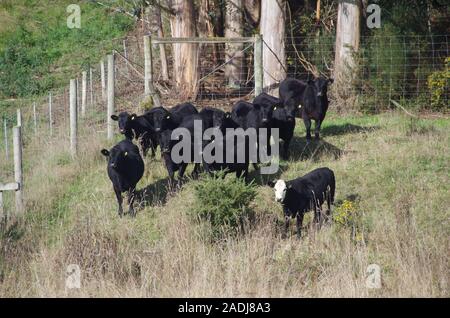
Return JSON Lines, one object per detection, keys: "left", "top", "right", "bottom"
{"left": 274, "top": 180, "right": 287, "bottom": 202}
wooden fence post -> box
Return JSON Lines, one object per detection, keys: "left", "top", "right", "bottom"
{"left": 49, "top": 93, "right": 53, "bottom": 136}
{"left": 100, "top": 59, "right": 106, "bottom": 102}
{"left": 254, "top": 34, "right": 263, "bottom": 96}
{"left": 89, "top": 67, "right": 94, "bottom": 108}
{"left": 0, "top": 191, "right": 3, "bottom": 223}
{"left": 81, "top": 71, "right": 87, "bottom": 117}
{"left": 33, "top": 102, "right": 37, "bottom": 134}
{"left": 76, "top": 78, "right": 80, "bottom": 111}
{"left": 16, "top": 109, "right": 22, "bottom": 127}
{"left": 144, "top": 35, "right": 161, "bottom": 107}
{"left": 3, "top": 118, "right": 8, "bottom": 160}
{"left": 70, "top": 79, "right": 78, "bottom": 156}
{"left": 13, "top": 126, "right": 23, "bottom": 216}
{"left": 107, "top": 54, "right": 115, "bottom": 140}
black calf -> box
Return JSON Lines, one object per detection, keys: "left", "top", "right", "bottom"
{"left": 268, "top": 167, "right": 335, "bottom": 238}
{"left": 101, "top": 139, "right": 144, "bottom": 217}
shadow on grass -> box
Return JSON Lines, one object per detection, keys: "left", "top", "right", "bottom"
{"left": 289, "top": 136, "right": 343, "bottom": 162}
{"left": 136, "top": 177, "right": 171, "bottom": 207}
{"left": 321, "top": 123, "right": 379, "bottom": 137}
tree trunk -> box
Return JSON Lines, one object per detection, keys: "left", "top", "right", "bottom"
{"left": 225, "top": 0, "right": 244, "bottom": 88}
{"left": 244, "top": 0, "right": 260, "bottom": 26}
{"left": 168, "top": 0, "right": 199, "bottom": 100}
{"left": 334, "top": 0, "right": 361, "bottom": 97}
{"left": 199, "top": 0, "right": 219, "bottom": 63}
{"left": 260, "top": 0, "right": 286, "bottom": 96}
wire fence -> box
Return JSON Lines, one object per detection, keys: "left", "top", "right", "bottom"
{"left": 0, "top": 34, "right": 448, "bottom": 182}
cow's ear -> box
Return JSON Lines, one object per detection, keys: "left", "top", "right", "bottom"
{"left": 130, "top": 113, "right": 137, "bottom": 120}
{"left": 287, "top": 183, "right": 293, "bottom": 189}
{"left": 101, "top": 149, "right": 110, "bottom": 157}
{"left": 111, "top": 115, "right": 119, "bottom": 121}
{"left": 253, "top": 103, "right": 261, "bottom": 110}
{"left": 327, "top": 78, "right": 334, "bottom": 84}
{"left": 267, "top": 180, "right": 276, "bottom": 188}
{"left": 307, "top": 79, "right": 314, "bottom": 85}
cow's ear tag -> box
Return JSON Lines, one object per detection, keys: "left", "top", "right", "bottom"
{"left": 124, "top": 152, "right": 128, "bottom": 156}
{"left": 298, "top": 104, "right": 302, "bottom": 109}
{"left": 226, "top": 113, "right": 230, "bottom": 118}
{"left": 274, "top": 106, "right": 277, "bottom": 110}
{"left": 166, "top": 115, "right": 170, "bottom": 119}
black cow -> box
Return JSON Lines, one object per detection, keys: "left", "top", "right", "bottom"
{"left": 150, "top": 102, "right": 198, "bottom": 133}
{"left": 202, "top": 131, "right": 250, "bottom": 179}
{"left": 300, "top": 77, "right": 333, "bottom": 140}
{"left": 159, "top": 114, "right": 203, "bottom": 189}
{"left": 198, "top": 107, "right": 220, "bottom": 130}
{"left": 268, "top": 167, "right": 335, "bottom": 238}
{"left": 111, "top": 112, "right": 158, "bottom": 157}
{"left": 101, "top": 139, "right": 144, "bottom": 217}
{"left": 279, "top": 77, "right": 307, "bottom": 120}
{"left": 271, "top": 106, "right": 295, "bottom": 159}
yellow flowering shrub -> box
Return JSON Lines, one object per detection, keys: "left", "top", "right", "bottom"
{"left": 427, "top": 57, "right": 449, "bottom": 110}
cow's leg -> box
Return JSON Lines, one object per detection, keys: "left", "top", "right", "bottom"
{"left": 127, "top": 187, "right": 136, "bottom": 217}
{"left": 326, "top": 188, "right": 332, "bottom": 221}
{"left": 191, "top": 163, "right": 200, "bottom": 179}
{"left": 178, "top": 163, "right": 188, "bottom": 187}
{"left": 167, "top": 168, "right": 176, "bottom": 192}
{"left": 303, "top": 117, "right": 312, "bottom": 140}
{"left": 296, "top": 212, "right": 304, "bottom": 239}
{"left": 284, "top": 215, "right": 290, "bottom": 238}
{"left": 314, "top": 119, "right": 322, "bottom": 140}
{"left": 114, "top": 186, "right": 123, "bottom": 217}
{"left": 283, "top": 206, "right": 290, "bottom": 238}
{"left": 283, "top": 137, "right": 291, "bottom": 159}
{"left": 313, "top": 202, "right": 322, "bottom": 230}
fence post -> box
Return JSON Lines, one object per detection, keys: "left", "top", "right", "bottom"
{"left": 144, "top": 35, "right": 161, "bottom": 107}
{"left": 89, "top": 67, "right": 94, "bottom": 108}
{"left": 76, "top": 78, "right": 80, "bottom": 111}
{"left": 81, "top": 71, "right": 87, "bottom": 117}
{"left": 107, "top": 54, "right": 115, "bottom": 140}
{"left": 254, "top": 34, "right": 263, "bottom": 96}
{"left": 0, "top": 191, "right": 3, "bottom": 224}
{"left": 70, "top": 79, "right": 78, "bottom": 156}
{"left": 33, "top": 102, "right": 37, "bottom": 134}
{"left": 16, "top": 109, "right": 22, "bottom": 127}
{"left": 100, "top": 59, "right": 106, "bottom": 102}
{"left": 49, "top": 93, "right": 53, "bottom": 136}
{"left": 3, "top": 118, "right": 8, "bottom": 160}
{"left": 13, "top": 126, "right": 23, "bottom": 216}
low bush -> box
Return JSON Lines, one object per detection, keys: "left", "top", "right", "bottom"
{"left": 191, "top": 173, "right": 256, "bottom": 240}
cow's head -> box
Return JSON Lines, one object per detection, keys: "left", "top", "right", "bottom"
{"left": 159, "top": 129, "right": 179, "bottom": 154}
{"left": 111, "top": 112, "right": 137, "bottom": 135}
{"left": 213, "top": 110, "right": 232, "bottom": 131}
{"left": 312, "top": 77, "right": 333, "bottom": 98}
{"left": 101, "top": 147, "right": 129, "bottom": 171}
{"left": 152, "top": 107, "right": 172, "bottom": 132}
{"left": 268, "top": 179, "right": 292, "bottom": 203}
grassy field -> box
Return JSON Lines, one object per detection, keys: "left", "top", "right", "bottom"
{"left": 0, "top": 110, "right": 448, "bottom": 297}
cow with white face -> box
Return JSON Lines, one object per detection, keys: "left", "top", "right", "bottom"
{"left": 268, "top": 167, "right": 336, "bottom": 238}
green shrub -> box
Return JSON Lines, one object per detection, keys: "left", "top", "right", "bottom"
{"left": 427, "top": 57, "right": 449, "bottom": 111}
{"left": 192, "top": 174, "right": 256, "bottom": 240}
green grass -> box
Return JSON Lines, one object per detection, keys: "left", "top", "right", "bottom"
{"left": 0, "top": 0, "right": 134, "bottom": 101}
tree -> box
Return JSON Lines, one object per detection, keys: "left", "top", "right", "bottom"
{"left": 260, "top": 0, "right": 286, "bottom": 96}
{"left": 224, "top": 0, "right": 245, "bottom": 88}
{"left": 167, "top": 0, "right": 199, "bottom": 100}
{"left": 334, "top": 0, "right": 361, "bottom": 96}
